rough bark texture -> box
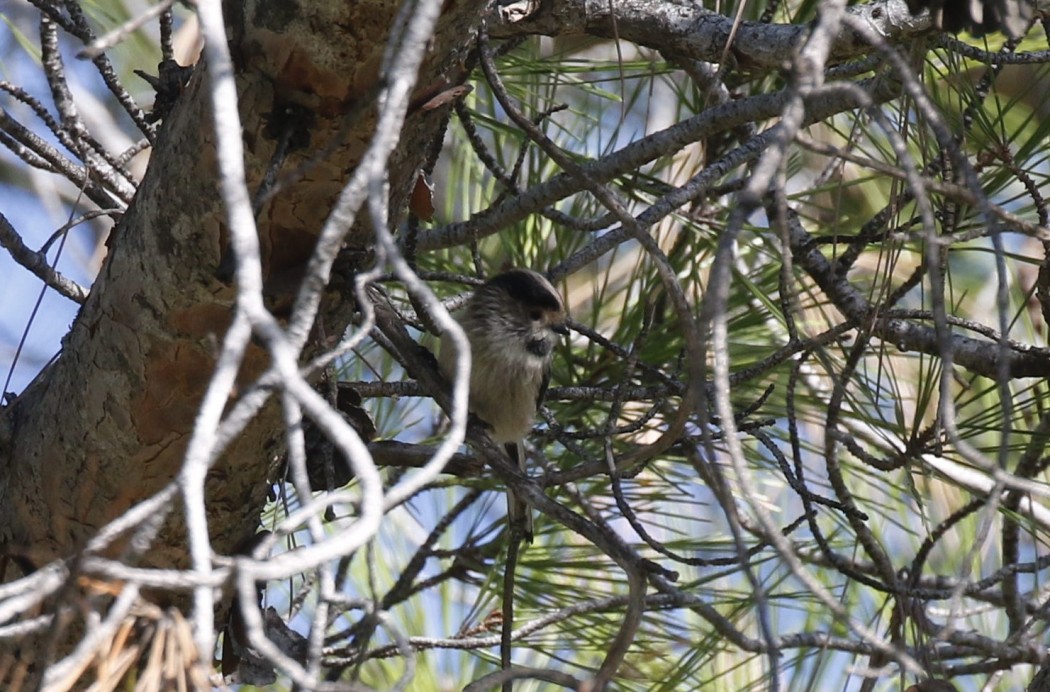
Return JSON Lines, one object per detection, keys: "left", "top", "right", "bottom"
{"left": 0, "top": 0, "right": 485, "bottom": 580}
{"left": 488, "top": 0, "right": 934, "bottom": 70}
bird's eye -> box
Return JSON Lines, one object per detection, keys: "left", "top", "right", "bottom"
{"left": 529, "top": 309, "right": 543, "bottom": 321}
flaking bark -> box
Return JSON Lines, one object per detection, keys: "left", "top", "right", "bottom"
{"left": 0, "top": 0, "right": 485, "bottom": 582}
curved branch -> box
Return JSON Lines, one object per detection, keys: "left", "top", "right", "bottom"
{"left": 488, "top": 0, "right": 935, "bottom": 71}
{"left": 784, "top": 207, "right": 1050, "bottom": 378}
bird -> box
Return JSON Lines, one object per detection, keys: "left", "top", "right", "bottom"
{"left": 438, "top": 268, "right": 569, "bottom": 542}
{"left": 905, "top": 0, "right": 1033, "bottom": 38}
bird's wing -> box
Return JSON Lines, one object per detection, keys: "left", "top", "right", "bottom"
{"left": 536, "top": 362, "right": 551, "bottom": 410}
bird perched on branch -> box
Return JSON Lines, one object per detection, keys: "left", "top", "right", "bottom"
{"left": 438, "top": 269, "right": 569, "bottom": 542}
{"left": 905, "top": 0, "right": 1033, "bottom": 37}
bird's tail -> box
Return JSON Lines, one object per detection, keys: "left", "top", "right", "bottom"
{"left": 504, "top": 442, "right": 534, "bottom": 543}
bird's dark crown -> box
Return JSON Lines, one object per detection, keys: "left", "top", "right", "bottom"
{"left": 485, "top": 269, "right": 563, "bottom": 311}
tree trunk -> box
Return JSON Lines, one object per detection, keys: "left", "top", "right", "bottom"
{"left": 0, "top": 0, "right": 484, "bottom": 583}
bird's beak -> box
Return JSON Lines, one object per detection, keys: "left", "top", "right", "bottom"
{"left": 553, "top": 323, "right": 569, "bottom": 336}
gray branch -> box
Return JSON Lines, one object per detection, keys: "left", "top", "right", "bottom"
{"left": 0, "top": 214, "right": 88, "bottom": 304}
{"left": 488, "top": 0, "right": 934, "bottom": 70}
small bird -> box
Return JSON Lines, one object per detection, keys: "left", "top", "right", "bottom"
{"left": 438, "top": 269, "right": 569, "bottom": 542}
